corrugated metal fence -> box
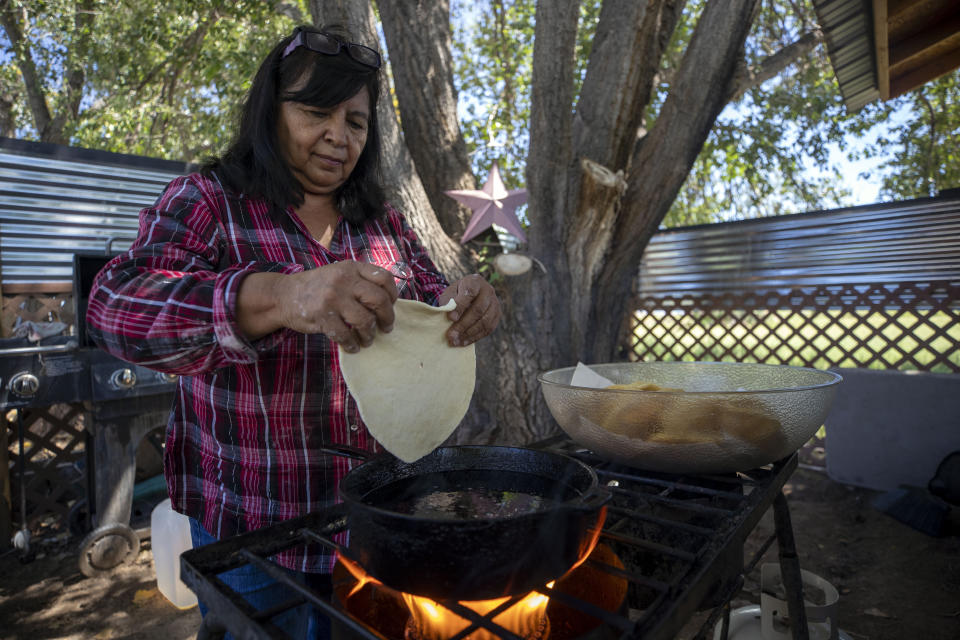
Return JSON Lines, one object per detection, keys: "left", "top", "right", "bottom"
{"left": 638, "top": 196, "right": 960, "bottom": 294}
{"left": 2, "top": 137, "right": 959, "bottom": 372}
{"left": 630, "top": 195, "right": 960, "bottom": 373}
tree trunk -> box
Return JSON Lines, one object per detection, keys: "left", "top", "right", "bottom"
{"left": 1, "top": 0, "right": 57, "bottom": 142}
{"left": 312, "top": 0, "right": 765, "bottom": 446}
{"left": 377, "top": 1, "right": 476, "bottom": 239}
{"left": 487, "top": 0, "right": 586, "bottom": 444}
{"left": 374, "top": 1, "right": 561, "bottom": 445}
{"left": 310, "top": 0, "right": 526, "bottom": 446}
{"left": 564, "top": 0, "right": 686, "bottom": 358}
{"left": 308, "top": 0, "right": 470, "bottom": 281}
{"left": 591, "top": 0, "right": 761, "bottom": 359}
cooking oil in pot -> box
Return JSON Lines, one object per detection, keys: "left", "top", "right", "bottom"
{"left": 364, "top": 470, "right": 576, "bottom": 520}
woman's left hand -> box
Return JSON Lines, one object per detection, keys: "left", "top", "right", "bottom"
{"left": 438, "top": 274, "right": 501, "bottom": 347}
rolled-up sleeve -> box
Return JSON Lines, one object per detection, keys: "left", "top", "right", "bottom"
{"left": 86, "top": 176, "right": 301, "bottom": 375}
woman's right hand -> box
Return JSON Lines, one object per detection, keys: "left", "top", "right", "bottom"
{"left": 237, "top": 261, "right": 398, "bottom": 352}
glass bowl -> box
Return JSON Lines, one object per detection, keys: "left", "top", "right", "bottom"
{"left": 538, "top": 361, "right": 842, "bottom": 474}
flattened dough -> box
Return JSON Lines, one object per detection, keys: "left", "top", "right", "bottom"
{"left": 338, "top": 299, "right": 476, "bottom": 462}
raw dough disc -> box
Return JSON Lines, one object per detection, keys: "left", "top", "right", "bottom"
{"left": 338, "top": 299, "right": 476, "bottom": 462}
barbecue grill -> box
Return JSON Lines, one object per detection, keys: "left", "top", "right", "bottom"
{"left": 181, "top": 437, "right": 812, "bottom": 640}
{"left": 0, "top": 251, "right": 177, "bottom": 574}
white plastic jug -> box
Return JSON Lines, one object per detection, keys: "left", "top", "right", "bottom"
{"left": 150, "top": 498, "right": 198, "bottom": 609}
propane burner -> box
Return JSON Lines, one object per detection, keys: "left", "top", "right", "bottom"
{"left": 403, "top": 601, "right": 550, "bottom": 640}
{"left": 181, "top": 445, "right": 804, "bottom": 640}
{"left": 401, "top": 586, "right": 551, "bottom": 640}
{"left": 332, "top": 543, "right": 627, "bottom": 640}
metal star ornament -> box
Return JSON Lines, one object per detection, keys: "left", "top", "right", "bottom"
{"left": 445, "top": 161, "right": 528, "bottom": 244}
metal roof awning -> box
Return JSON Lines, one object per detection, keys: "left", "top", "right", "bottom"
{"left": 812, "top": 0, "right": 960, "bottom": 110}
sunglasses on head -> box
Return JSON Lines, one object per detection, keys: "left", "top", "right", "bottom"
{"left": 281, "top": 27, "right": 382, "bottom": 69}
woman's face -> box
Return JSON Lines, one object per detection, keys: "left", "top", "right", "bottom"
{"left": 277, "top": 86, "right": 371, "bottom": 197}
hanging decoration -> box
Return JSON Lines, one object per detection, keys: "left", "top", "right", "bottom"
{"left": 445, "top": 161, "right": 527, "bottom": 244}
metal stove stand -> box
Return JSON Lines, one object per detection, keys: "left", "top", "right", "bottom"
{"left": 181, "top": 438, "right": 810, "bottom": 640}
{"left": 1, "top": 333, "right": 176, "bottom": 574}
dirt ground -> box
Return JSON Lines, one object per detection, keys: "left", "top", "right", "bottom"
{"left": 2, "top": 446, "right": 959, "bottom": 640}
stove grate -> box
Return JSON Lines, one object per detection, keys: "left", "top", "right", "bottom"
{"left": 182, "top": 439, "right": 807, "bottom": 640}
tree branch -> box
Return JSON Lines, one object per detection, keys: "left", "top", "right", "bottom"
{"left": 161, "top": 8, "right": 221, "bottom": 104}
{"left": 0, "top": 91, "right": 14, "bottom": 137}
{"left": 135, "top": 9, "right": 222, "bottom": 95}
{"left": 0, "top": 0, "right": 54, "bottom": 140}
{"left": 727, "top": 29, "right": 823, "bottom": 102}
{"left": 271, "top": 0, "right": 304, "bottom": 22}
{"left": 919, "top": 90, "right": 937, "bottom": 197}
{"left": 573, "top": 0, "right": 684, "bottom": 170}
{"left": 487, "top": 0, "right": 517, "bottom": 140}
{"left": 49, "top": 0, "right": 96, "bottom": 141}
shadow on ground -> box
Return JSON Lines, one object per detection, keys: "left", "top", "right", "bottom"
{"left": 0, "top": 540, "right": 200, "bottom": 640}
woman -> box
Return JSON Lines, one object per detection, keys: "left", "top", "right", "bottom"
{"left": 86, "top": 24, "right": 501, "bottom": 637}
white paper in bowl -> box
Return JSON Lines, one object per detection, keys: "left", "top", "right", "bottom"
{"left": 570, "top": 362, "right": 614, "bottom": 388}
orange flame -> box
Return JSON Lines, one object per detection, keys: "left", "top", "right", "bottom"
{"left": 402, "top": 583, "right": 553, "bottom": 640}
{"left": 336, "top": 506, "right": 608, "bottom": 640}
{"left": 337, "top": 554, "right": 551, "bottom": 640}
{"left": 567, "top": 505, "right": 607, "bottom": 575}
{"left": 339, "top": 554, "right": 381, "bottom": 599}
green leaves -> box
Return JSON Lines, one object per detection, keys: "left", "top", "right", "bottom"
{"left": 664, "top": 0, "right": 960, "bottom": 227}
{"left": 4, "top": 0, "right": 957, "bottom": 215}
{"left": 860, "top": 74, "right": 960, "bottom": 199}
{"left": 666, "top": 1, "right": 868, "bottom": 225}
{"left": 451, "top": 0, "right": 537, "bottom": 189}
{"left": 1, "top": 0, "right": 300, "bottom": 159}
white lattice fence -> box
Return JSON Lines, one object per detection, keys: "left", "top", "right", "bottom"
{"left": 628, "top": 281, "right": 960, "bottom": 373}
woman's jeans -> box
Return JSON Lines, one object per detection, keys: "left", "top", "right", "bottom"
{"left": 189, "top": 518, "right": 332, "bottom": 639}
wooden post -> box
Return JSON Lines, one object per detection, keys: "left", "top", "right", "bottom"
{"left": 873, "top": 0, "right": 890, "bottom": 101}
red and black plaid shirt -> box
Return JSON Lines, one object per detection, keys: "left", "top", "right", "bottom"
{"left": 86, "top": 172, "right": 448, "bottom": 572}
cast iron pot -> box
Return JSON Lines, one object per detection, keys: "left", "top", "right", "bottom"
{"left": 333, "top": 445, "right": 610, "bottom": 602}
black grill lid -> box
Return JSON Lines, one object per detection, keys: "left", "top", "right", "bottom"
{"left": 73, "top": 252, "right": 121, "bottom": 347}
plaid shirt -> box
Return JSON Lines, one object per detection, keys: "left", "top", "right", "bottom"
{"left": 86, "top": 172, "right": 448, "bottom": 572}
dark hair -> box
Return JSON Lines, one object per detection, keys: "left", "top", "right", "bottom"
{"left": 203, "top": 25, "right": 384, "bottom": 225}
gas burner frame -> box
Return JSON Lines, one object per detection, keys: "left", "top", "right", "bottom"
{"left": 181, "top": 437, "right": 811, "bottom": 640}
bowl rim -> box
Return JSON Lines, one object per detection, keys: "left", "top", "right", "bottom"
{"left": 537, "top": 360, "right": 843, "bottom": 395}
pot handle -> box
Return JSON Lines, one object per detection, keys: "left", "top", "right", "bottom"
{"left": 317, "top": 443, "right": 373, "bottom": 461}
{"left": 570, "top": 484, "right": 612, "bottom": 511}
